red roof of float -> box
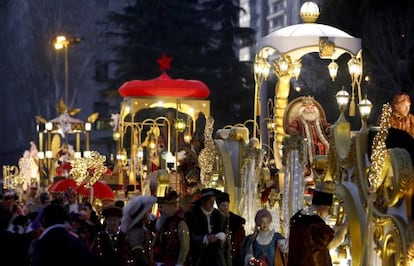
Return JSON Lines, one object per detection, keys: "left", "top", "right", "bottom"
{"left": 118, "top": 72, "right": 210, "bottom": 99}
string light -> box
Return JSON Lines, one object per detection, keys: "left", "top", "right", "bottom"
{"left": 198, "top": 117, "right": 218, "bottom": 186}
{"left": 70, "top": 150, "right": 106, "bottom": 186}
{"left": 368, "top": 104, "right": 392, "bottom": 191}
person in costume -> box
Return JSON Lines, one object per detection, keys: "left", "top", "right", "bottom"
{"left": 121, "top": 195, "right": 157, "bottom": 266}
{"left": 242, "top": 208, "right": 288, "bottom": 266}
{"left": 287, "top": 210, "right": 334, "bottom": 266}
{"left": 154, "top": 190, "right": 190, "bottom": 266}
{"left": 288, "top": 182, "right": 347, "bottom": 266}
{"left": 285, "top": 96, "right": 330, "bottom": 163}
{"left": 91, "top": 205, "right": 124, "bottom": 266}
{"left": 308, "top": 182, "right": 348, "bottom": 251}
{"left": 184, "top": 188, "right": 229, "bottom": 266}
{"left": 216, "top": 191, "right": 246, "bottom": 266}
{"left": 389, "top": 93, "right": 414, "bottom": 137}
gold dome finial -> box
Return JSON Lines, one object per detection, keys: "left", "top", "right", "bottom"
{"left": 300, "top": 1, "right": 320, "bottom": 23}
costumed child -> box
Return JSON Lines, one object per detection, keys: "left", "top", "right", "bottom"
{"left": 242, "top": 208, "right": 288, "bottom": 266}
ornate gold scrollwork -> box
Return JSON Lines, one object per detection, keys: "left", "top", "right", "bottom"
{"left": 373, "top": 216, "right": 406, "bottom": 265}
{"left": 384, "top": 148, "right": 414, "bottom": 208}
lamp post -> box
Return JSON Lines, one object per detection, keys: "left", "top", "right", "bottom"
{"left": 84, "top": 122, "right": 91, "bottom": 158}
{"left": 358, "top": 97, "right": 373, "bottom": 128}
{"left": 54, "top": 36, "right": 70, "bottom": 105}
{"left": 45, "top": 122, "right": 53, "bottom": 182}
{"left": 328, "top": 60, "right": 339, "bottom": 81}
{"left": 335, "top": 88, "right": 350, "bottom": 116}
{"left": 54, "top": 35, "right": 81, "bottom": 105}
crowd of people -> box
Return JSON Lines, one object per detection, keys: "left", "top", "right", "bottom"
{"left": 0, "top": 180, "right": 348, "bottom": 266}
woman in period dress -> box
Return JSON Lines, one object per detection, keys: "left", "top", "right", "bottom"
{"left": 242, "top": 208, "right": 288, "bottom": 266}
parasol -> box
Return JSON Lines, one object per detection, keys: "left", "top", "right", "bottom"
{"left": 76, "top": 181, "right": 115, "bottom": 200}
{"left": 48, "top": 178, "right": 77, "bottom": 193}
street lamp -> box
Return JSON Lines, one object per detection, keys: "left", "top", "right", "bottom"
{"left": 54, "top": 35, "right": 81, "bottom": 106}
{"left": 358, "top": 96, "right": 373, "bottom": 127}
{"left": 328, "top": 60, "right": 339, "bottom": 81}
{"left": 335, "top": 88, "right": 350, "bottom": 114}
{"left": 175, "top": 119, "right": 186, "bottom": 133}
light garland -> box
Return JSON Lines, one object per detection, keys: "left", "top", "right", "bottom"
{"left": 281, "top": 135, "right": 307, "bottom": 166}
{"left": 368, "top": 103, "right": 392, "bottom": 192}
{"left": 70, "top": 150, "right": 106, "bottom": 186}
{"left": 198, "top": 116, "right": 218, "bottom": 186}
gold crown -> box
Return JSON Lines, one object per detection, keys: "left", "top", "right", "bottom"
{"left": 302, "top": 96, "right": 315, "bottom": 106}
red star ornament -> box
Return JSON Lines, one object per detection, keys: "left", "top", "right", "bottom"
{"left": 156, "top": 53, "right": 173, "bottom": 71}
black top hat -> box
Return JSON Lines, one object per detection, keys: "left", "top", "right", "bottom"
{"left": 216, "top": 192, "right": 230, "bottom": 205}
{"left": 312, "top": 181, "right": 334, "bottom": 206}
{"left": 102, "top": 206, "right": 123, "bottom": 218}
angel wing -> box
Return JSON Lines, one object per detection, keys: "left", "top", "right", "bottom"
{"left": 87, "top": 112, "right": 99, "bottom": 123}
{"left": 35, "top": 115, "right": 47, "bottom": 124}
{"left": 68, "top": 108, "right": 81, "bottom": 117}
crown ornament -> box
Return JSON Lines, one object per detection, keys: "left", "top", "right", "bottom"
{"left": 302, "top": 96, "right": 315, "bottom": 106}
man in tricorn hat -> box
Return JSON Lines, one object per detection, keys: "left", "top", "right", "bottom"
{"left": 154, "top": 190, "right": 190, "bottom": 266}
{"left": 289, "top": 181, "right": 347, "bottom": 265}
{"left": 91, "top": 205, "right": 123, "bottom": 266}
{"left": 184, "top": 188, "right": 228, "bottom": 266}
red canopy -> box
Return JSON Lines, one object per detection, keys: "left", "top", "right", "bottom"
{"left": 118, "top": 72, "right": 210, "bottom": 98}
{"left": 48, "top": 178, "right": 77, "bottom": 193}
{"left": 76, "top": 181, "right": 115, "bottom": 200}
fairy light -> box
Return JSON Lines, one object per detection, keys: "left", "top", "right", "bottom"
{"left": 70, "top": 150, "right": 106, "bottom": 186}
{"left": 368, "top": 104, "right": 392, "bottom": 191}
{"left": 198, "top": 116, "right": 218, "bottom": 186}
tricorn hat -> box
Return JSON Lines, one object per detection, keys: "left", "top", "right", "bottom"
{"left": 191, "top": 188, "right": 220, "bottom": 204}
{"left": 312, "top": 181, "right": 334, "bottom": 206}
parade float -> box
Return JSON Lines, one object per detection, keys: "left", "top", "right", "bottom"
{"left": 110, "top": 3, "right": 414, "bottom": 264}
{"left": 2, "top": 1, "right": 414, "bottom": 265}
{"left": 213, "top": 2, "right": 414, "bottom": 265}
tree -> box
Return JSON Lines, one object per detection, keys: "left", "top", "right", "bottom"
{"left": 319, "top": 0, "right": 414, "bottom": 120}
{"left": 0, "top": 0, "right": 119, "bottom": 163}
{"left": 105, "top": 0, "right": 256, "bottom": 128}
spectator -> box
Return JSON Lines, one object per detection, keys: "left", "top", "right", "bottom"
{"left": 63, "top": 187, "right": 79, "bottom": 215}
{"left": 30, "top": 204, "right": 97, "bottom": 266}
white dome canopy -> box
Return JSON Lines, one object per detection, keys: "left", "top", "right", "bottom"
{"left": 257, "top": 23, "right": 361, "bottom": 60}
